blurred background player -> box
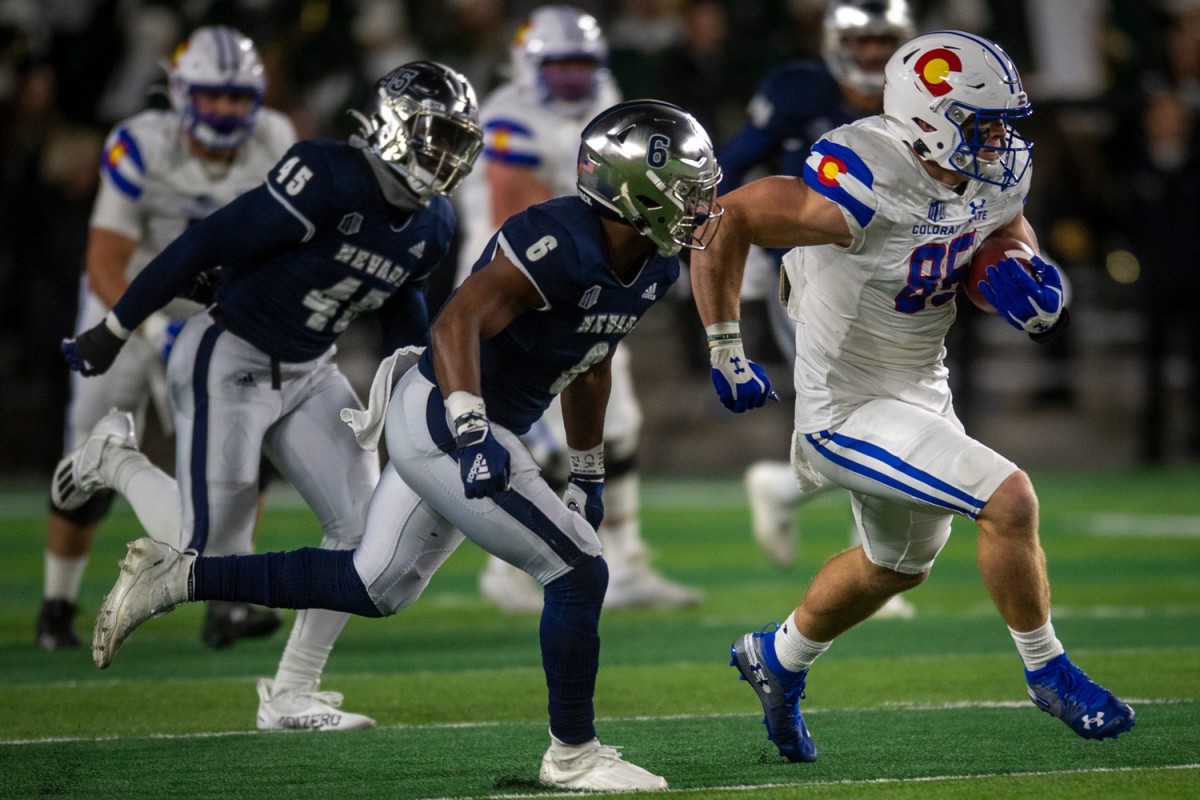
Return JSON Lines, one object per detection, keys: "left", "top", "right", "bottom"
{"left": 455, "top": 4, "right": 701, "bottom": 612}
{"left": 721, "top": 1, "right": 917, "bottom": 619}
{"left": 60, "top": 61, "right": 483, "bottom": 730}
{"left": 37, "top": 25, "right": 296, "bottom": 650}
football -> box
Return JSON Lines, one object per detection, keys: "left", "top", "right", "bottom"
{"left": 963, "top": 235, "right": 1036, "bottom": 314}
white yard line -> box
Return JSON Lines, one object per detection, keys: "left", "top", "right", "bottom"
{"left": 0, "top": 698, "right": 1190, "bottom": 747}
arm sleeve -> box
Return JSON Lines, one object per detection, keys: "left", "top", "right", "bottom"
{"left": 111, "top": 180, "right": 314, "bottom": 329}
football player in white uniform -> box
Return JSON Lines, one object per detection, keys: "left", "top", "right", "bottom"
{"left": 690, "top": 31, "right": 1134, "bottom": 762}
{"left": 728, "top": 3, "right": 917, "bottom": 623}
{"left": 37, "top": 26, "right": 296, "bottom": 651}
{"left": 456, "top": 4, "right": 701, "bottom": 611}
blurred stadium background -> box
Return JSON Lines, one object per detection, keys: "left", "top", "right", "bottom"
{"left": 0, "top": 0, "right": 1197, "bottom": 480}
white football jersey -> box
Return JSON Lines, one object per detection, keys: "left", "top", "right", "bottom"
{"left": 784, "top": 115, "right": 1032, "bottom": 431}
{"left": 455, "top": 75, "right": 621, "bottom": 282}
{"left": 90, "top": 107, "right": 296, "bottom": 286}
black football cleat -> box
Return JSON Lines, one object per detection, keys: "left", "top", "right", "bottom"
{"left": 37, "top": 598, "right": 82, "bottom": 650}
{"left": 202, "top": 600, "right": 282, "bottom": 649}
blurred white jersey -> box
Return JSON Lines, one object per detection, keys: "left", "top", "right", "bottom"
{"left": 455, "top": 75, "right": 621, "bottom": 283}
{"left": 90, "top": 107, "right": 296, "bottom": 296}
{"left": 66, "top": 107, "right": 294, "bottom": 450}
{"left": 784, "top": 116, "right": 1031, "bottom": 432}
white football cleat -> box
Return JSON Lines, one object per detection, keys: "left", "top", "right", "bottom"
{"left": 256, "top": 678, "right": 376, "bottom": 731}
{"left": 605, "top": 561, "right": 702, "bottom": 609}
{"left": 52, "top": 408, "right": 137, "bottom": 511}
{"left": 540, "top": 737, "right": 667, "bottom": 792}
{"left": 745, "top": 461, "right": 801, "bottom": 566}
{"left": 479, "top": 557, "right": 544, "bottom": 613}
{"left": 92, "top": 537, "right": 193, "bottom": 669}
{"left": 873, "top": 594, "right": 917, "bottom": 620}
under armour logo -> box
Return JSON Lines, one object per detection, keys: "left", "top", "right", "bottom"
{"left": 1081, "top": 712, "right": 1105, "bottom": 730}
{"left": 730, "top": 356, "right": 746, "bottom": 375}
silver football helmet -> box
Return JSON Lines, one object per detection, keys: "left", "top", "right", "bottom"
{"left": 512, "top": 5, "right": 608, "bottom": 108}
{"left": 821, "top": 0, "right": 915, "bottom": 95}
{"left": 883, "top": 30, "right": 1032, "bottom": 189}
{"left": 350, "top": 61, "right": 483, "bottom": 198}
{"left": 577, "top": 100, "right": 722, "bottom": 257}
{"left": 168, "top": 25, "right": 266, "bottom": 150}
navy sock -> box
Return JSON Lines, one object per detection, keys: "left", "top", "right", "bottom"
{"left": 191, "top": 548, "right": 384, "bottom": 618}
{"left": 540, "top": 555, "right": 608, "bottom": 744}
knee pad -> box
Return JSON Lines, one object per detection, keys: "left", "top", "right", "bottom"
{"left": 50, "top": 490, "right": 116, "bottom": 526}
{"left": 544, "top": 555, "right": 609, "bottom": 607}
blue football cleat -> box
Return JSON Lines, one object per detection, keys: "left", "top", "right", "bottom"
{"left": 729, "top": 623, "right": 817, "bottom": 763}
{"left": 1025, "top": 653, "right": 1136, "bottom": 740}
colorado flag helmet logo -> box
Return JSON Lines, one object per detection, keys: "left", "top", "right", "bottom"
{"left": 913, "top": 47, "right": 962, "bottom": 97}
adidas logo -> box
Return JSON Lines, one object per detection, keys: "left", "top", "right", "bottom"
{"left": 408, "top": 241, "right": 426, "bottom": 259}
{"left": 641, "top": 282, "right": 657, "bottom": 300}
{"left": 234, "top": 373, "right": 255, "bottom": 387}
{"left": 466, "top": 453, "right": 491, "bottom": 482}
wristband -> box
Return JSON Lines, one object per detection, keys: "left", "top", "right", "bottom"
{"left": 104, "top": 311, "right": 132, "bottom": 341}
{"left": 446, "top": 391, "right": 487, "bottom": 436}
{"left": 705, "top": 320, "right": 741, "bottom": 349}
{"left": 568, "top": 444, "right": 605, "bottom": 478}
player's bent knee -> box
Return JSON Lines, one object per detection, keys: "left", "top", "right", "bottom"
{"left": 979, "top": 470, "right": 1038, "bottom": 533}
{"left": 545, "top": 555, "right": 609, "bottom": 606}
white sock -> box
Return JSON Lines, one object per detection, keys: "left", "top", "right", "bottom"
{"left": 106, "top": 448, "right": 183, "bottom": 546}
{"left": 272, "top": 609, "right": 349, "bottom": 692}
{"left": 774, "top": 612, "right": 832, "bottom": 672}
{"left": 44, "top": 551, "right": 88, "bottom": 601}
{"left": 1009, "top": 618, "right": 1065, "bottom": 671}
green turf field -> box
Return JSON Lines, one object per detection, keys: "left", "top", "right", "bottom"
{"left": 2, "top": 470, "right": 1198, "bottom": 799}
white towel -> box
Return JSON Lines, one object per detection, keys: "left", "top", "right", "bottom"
{"left": 340, "top": 345, "right": 425, "bottom": 451}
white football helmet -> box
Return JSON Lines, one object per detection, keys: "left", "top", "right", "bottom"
{"left": 577, "top": 100, "right": 723, "bottom": 257}
{"left": 822, "top": 0, "right": 916, "bottom": 95}
{"left": 168, "top": 26, "right": 266, "bottom": 151}
{"left": 512, "top": 5, "right": 608, "bottom": 108}
{"left": 349, "top": 61, "right": 483, "bottom": 198}
{"left": 883, "top": 30, "right": 1032, "bottom": 189}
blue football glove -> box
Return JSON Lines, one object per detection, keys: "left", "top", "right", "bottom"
{"left": 979, "top": 256, "right": 1064, "bottom": 336}
{"left": 453, "top": 412, "right": 510, "bottom": 499}
{"left": 62, "top": 315, "right": 127, "bottom": 376}
{"left": 708, "top": 324, "right": 774, "bottom": 412}
{"left": 563, "top": 475, "right": 604, "bottom": 530}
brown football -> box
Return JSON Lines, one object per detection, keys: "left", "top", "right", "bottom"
{"left": 964, "top": 235, "right": 1035, "bottom": 314}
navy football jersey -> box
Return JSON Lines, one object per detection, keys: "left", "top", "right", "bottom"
{"left": 113, "top": 139, "right": 454, "bottom": 361}
{"left": 719, "top": 61, "right": 868, "bottom": 192}
{"left": 420, "top": 196, "right": 679, "bottom": 434}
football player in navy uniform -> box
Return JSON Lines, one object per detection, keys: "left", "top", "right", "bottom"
{"left": 87, "top": 100, "right": 774, "bottom": 790}
{"left": 39, "top": 25, "right": 296, "bottom": 651}
{"left": 726, "top": 2, "right": 920, "bottom": 618}
{"left": 60, "top": 62, "right": 483, "bottom": 731}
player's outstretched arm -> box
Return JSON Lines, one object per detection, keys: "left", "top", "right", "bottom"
{"left": 432, "top": 254, "right": 544, "bottom": 498}
{"left": 690, "top": 177, "right": 849, "bottom": 412}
